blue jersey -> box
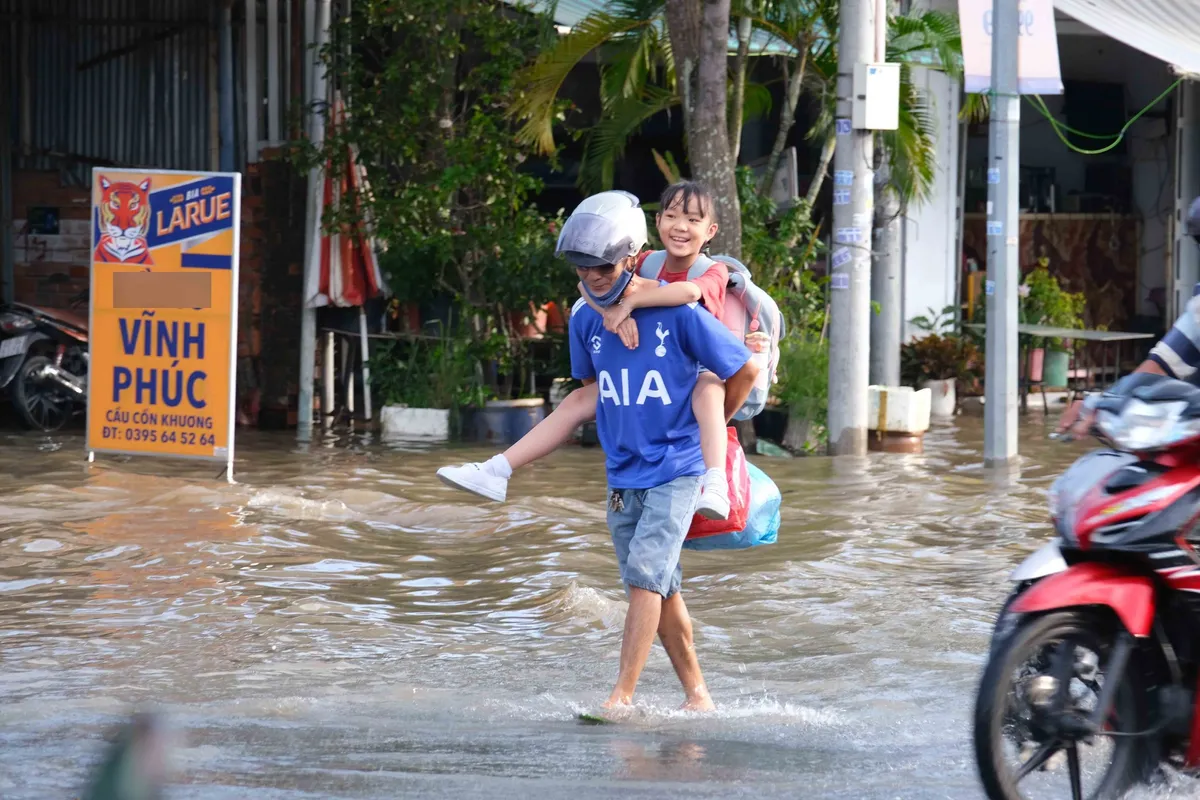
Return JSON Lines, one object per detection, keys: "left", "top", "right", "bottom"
{"left": 569, "top": 300, "right": 751, "bottom": 490}
{"left": 1150, "top": 283, "right": 1200, "bottom": 381}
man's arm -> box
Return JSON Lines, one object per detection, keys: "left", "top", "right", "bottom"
{"left": 1058, "top": 292, "right": 1200, "bottom": 436}
{"left": 1057, "top": 348, "right": 1168, "bottom": 435}
{"left": 721, "top": 358, "right": 760, "bottom": 422}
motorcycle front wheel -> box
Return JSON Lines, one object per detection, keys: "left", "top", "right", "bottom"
{"left": 973, "top": 611, "right": 1153, "bottom": 800}
{"left": 12, "top": 355, "right": 72, "bottom": 432}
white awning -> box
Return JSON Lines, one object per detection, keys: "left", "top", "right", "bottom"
{"left": 1055, "top": 0, "right": 1200, "bottom": 77}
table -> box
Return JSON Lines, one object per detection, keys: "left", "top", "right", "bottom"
{"left": 965, "top": 324, "right": 1156, "bottom": 412}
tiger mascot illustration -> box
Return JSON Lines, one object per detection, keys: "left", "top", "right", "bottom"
{"left": 94, "top": 176, "right": 154, "bottom": 264}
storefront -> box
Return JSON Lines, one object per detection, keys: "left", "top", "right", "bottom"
{"left": 956, "top": 4, "right": 1200, "bottom": 370}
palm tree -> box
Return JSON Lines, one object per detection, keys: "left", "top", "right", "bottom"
{"left": 510, "top": 0, "right": 967, "bottom": 245}
{"left": 509, "top": 0, "right": 677, "bottom": 193}
{"left": 865, "top": 7, "right": 964, "bottom": 385}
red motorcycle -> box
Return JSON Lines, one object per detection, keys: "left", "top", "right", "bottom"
{"left": 974, "top": 371, "right": 1200, "bottom": 799}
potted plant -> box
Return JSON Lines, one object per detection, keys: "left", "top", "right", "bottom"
{"left": 373, "top": 334, "right": 489, "bottom": 441}
{"left": 902, "top": 307, "right": 982, "bottom": 418}
{"left": 773, "top": 337, "right": 829, "bottom": 453}
{"left": 1020, "top": 259, "right": 1086, "bottom": 388}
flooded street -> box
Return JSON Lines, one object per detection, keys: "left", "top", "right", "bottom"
{"left": 0, "top": 417, "right": 1192, "bottom": 798}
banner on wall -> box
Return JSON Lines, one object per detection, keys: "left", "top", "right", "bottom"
{"left": 959, "top": 0, "right": 1063, "bottom": 95}
{"left": 87, "top": 168, "right": 241, "bottom": 481}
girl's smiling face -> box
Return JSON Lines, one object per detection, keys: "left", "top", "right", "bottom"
{"left": 656, "top": 190, "right": 718, "bottom": 261}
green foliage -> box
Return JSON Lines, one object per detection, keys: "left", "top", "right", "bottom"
{"left": 880, "top": 10, "right": 962, "bottom": 205}
{"left": 295, "top": 0, "right": 579, "bottom": 400}
{"left": 774, "top": 337, "right": 829, "bottom": 453}
{"left": 369, "top": 335, "right": 490, "bottom": 410}
{"left": 901, "top": 307, "right": 983, "bottom": 385}
{"left": 1020, "top": 266, "right": 1086, "bottom": 350}
{"left": 736, "top": 166, "right": 827, "bottom": 337}
{"left": 909, "top": 304, "right": 960, "bottom": 336}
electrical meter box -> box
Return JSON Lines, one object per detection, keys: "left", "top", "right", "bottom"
{"left": 852, "top": 62, "right": 900, "bottom": 131}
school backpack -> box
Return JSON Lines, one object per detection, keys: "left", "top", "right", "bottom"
{"left": 638, "top": 251, "right": 784, "bottom": 421}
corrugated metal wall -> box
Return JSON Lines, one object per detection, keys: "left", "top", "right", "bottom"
{"left": 2, "top": 0, "right": 245, "bottom": 184}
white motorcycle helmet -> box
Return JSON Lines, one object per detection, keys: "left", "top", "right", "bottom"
{"left": 555, "top": 190, "right": 648, "bottom": 268}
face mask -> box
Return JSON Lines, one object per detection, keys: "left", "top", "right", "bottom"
{"left": 580, "top": 268, "right": 632, "bottom": 308}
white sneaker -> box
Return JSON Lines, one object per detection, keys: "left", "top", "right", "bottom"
{"left": 436, "top": 462, "right": 508, "bottom": 503}
{"left": 695, "top": 470, "right": 730, "bottom": 521}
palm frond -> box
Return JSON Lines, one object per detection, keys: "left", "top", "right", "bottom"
{"left": 888, "top": 10, "right": 961, "bottom": 78}
{"left": 881, "top": 70, "right": 937, "bottom": 205}
{"left": 651, "top": 148, "right": 683, "bottom": 184}
{"left": 510, "top": 11, "right": 654, "bottom": 154}
{"left": 601, "top": 22, "right": 673, "bottom": 108}
{"left": 606, "top": 0, "right": 666, "bottom": 20}
{"left": 579, "top": 86, "right": 679, "bottom": 192}
{"left": 960, "top": 92, "right": 990, "bottom": 124}
{"left": 742, "top": 81, "right": 773, "bottom": 122}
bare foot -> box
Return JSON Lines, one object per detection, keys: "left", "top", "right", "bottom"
{"left": 602, "top": 694, "right": 633, "bottom": 711}
{"left": 680, "top": 692, "right": 716, "bottom": 712}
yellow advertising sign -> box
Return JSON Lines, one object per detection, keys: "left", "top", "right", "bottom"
{"left": 86, "top": 168, "right": 241, "bottom": 477}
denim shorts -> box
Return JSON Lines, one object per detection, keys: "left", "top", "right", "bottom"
{"left": 606, "top": 474, "right": 702, "bottom": 599}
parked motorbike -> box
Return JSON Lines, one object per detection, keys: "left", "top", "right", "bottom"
{"left": 0, "top": 290, "right": 89, "bottom": 431}
{"left": 974, "top": 371, "right": 1200, "bottom": 799}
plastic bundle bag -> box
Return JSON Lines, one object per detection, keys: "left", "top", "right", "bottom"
{"left": 684, "top": 461, "right": 781, "bottom": 552}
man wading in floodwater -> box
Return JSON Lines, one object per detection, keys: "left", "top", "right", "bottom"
{"left": 555, "top": 192, "right": 759, "bottom": 712}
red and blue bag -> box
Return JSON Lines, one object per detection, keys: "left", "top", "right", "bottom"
{"left": 684, "top": 427, "right": 781, "bottom": 551}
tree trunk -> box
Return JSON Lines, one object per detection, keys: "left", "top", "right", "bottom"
{"left": 782, "top": 413, "right": 809, "bottom": 453}
{"left": 665, "top": 0, "right": 741, "bottom": 258}
{"left": 729, "top": 9, "right": 752, "bottom": 162}
{"left": 761, "top": 44, "right": 808, "bottom": 198}
{"left": 870, "top": 149, "right": 902, "bottom": 387}
{"left": 804, "top": 132, "right": 836, "bottom": 208}
{"left": 783, "top": 132, "right": 834, "bottom": 250}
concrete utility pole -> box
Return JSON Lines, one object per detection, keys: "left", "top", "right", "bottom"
{"left": 827, "top": 0, "right": 875, "bottom": 456}
{"left": 983, "top": 0, "right": 1020, "bottom": 465}
{"left": 298, "top": 0, "right": 330, "bottom": 440}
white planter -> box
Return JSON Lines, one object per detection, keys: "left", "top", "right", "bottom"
{"left": 922, "top": 378, "right": 957, "bottom": 418}
{"left": 867, "top": 385, "right": 931, "bottom": 434}
{"left": 380, "top": 405, "right": 449, "bottom": 441}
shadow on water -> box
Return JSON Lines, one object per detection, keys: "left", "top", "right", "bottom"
{"left": 0, "top": 417, "right": 1191, "bottom": 798}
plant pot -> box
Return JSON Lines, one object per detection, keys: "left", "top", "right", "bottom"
{"left": 1043, "top": 348, "right": 1070, "bottom": 388}
{"left": 1024, "top": 347, "right": 1045, "bottom": 383}
{"left": 868, "top": 386, "right": 931, "bottom": 434}
{"left": 781, "top": 413, "right": 824, "bottom": 453}
{"left": 507, "top": 304, "right": 550, "bottom": 339}
{"left": 544, "top": 301, "right": 566, "bottom": 334}
{"left": 380, "top": 405, "right": 449, "bottom": 441}
{"left": 922, "top": 378, "right": 957, "bottom": 418}
{"left": 475, "top": 397, "right": 547, "bottom": 444}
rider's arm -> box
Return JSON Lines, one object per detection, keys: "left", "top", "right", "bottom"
{"left": 1058, "top": 307, "right": 1178, "bottom": 433}
{"left": 1145, "top": 300, "right": 1200, "bottom": 379}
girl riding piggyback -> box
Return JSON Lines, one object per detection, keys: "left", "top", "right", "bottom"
{"left": 438, "top": 182, "right": 736, "bottom": 520}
